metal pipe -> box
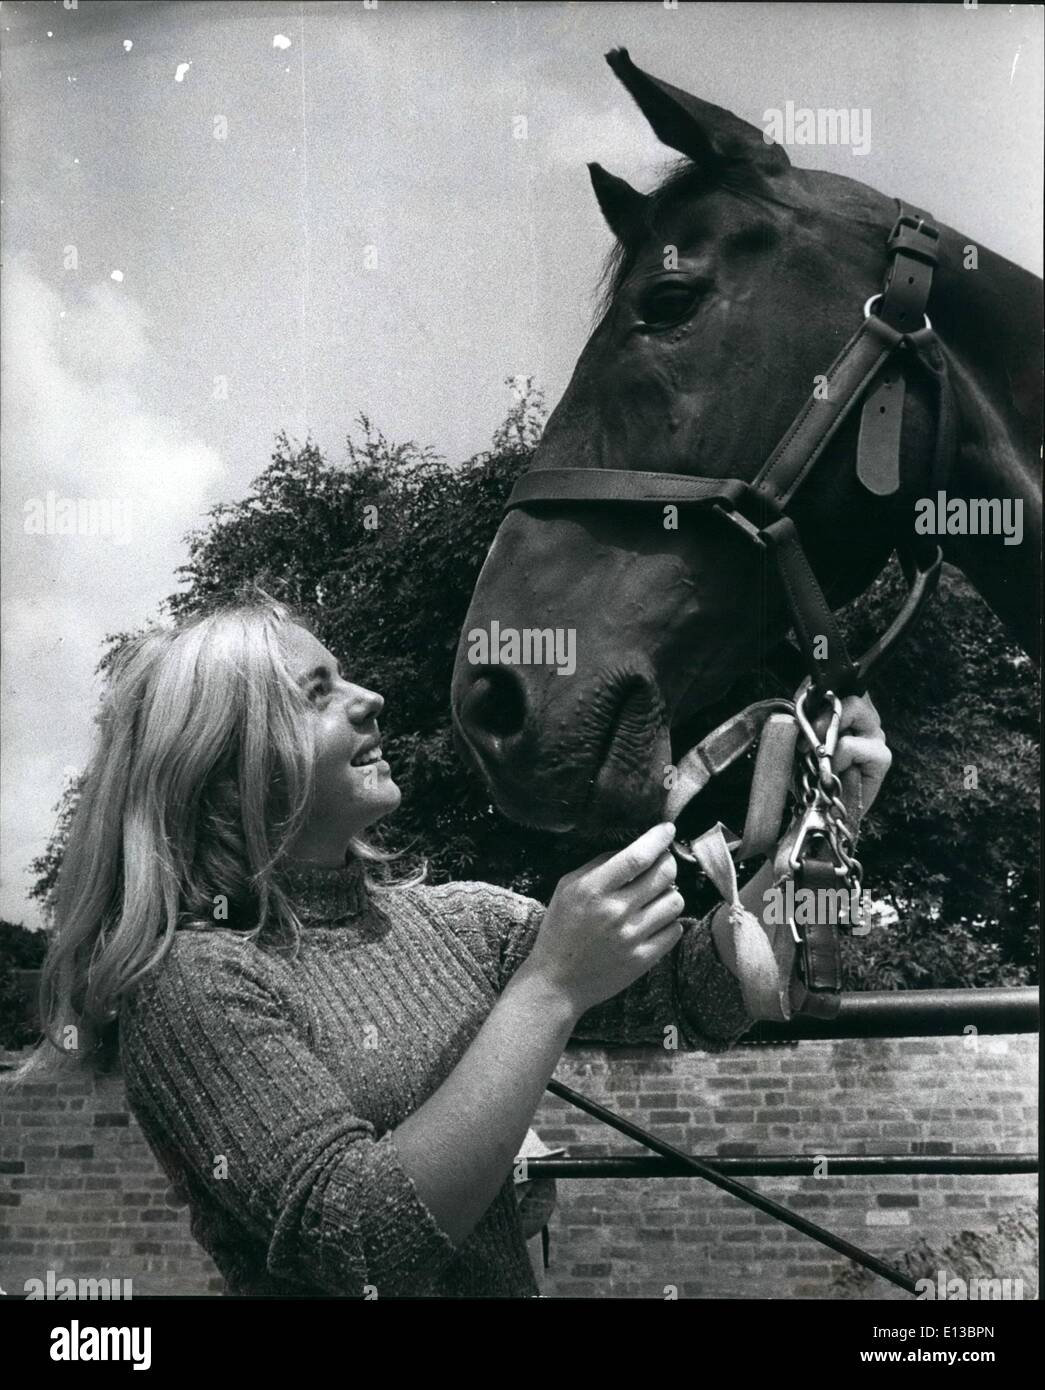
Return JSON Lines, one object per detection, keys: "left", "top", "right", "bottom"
{"left": 736, "top": 986, "right": 1038, "bottom": 1042}
{"left": 546, "top": 1077, "right": 920, "bottom": 1295}
{"left": 526, "top": 1153, "right": 1038, "bottom": 1178}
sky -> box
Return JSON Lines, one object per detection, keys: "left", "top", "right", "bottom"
{"left": 1, "top": 0, "right": 1042, "bottom": 928}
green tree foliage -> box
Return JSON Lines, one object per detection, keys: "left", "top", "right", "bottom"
{"left": 26, "top": 380, "right": 1038, "bottom": 990}
{"left": 835, "top": 561, "right": 1038, "bottom": 989}
{"left": 0, "top": 920, "right": 47, "bottom": 1049}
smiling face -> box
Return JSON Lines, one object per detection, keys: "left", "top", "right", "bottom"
{"left": 280, "top": 624, "right": 401, "bottom": 865}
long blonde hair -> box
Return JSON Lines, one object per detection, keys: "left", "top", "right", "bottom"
{"left": 7, "top": 593, "right": 412, "bottom": 1081}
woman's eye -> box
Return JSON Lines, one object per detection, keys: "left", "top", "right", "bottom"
{"left": 639, "top": 282, "right": 703, "bottom": 327}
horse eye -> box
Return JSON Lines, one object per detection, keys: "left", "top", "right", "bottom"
{"left": 639, "top": 282, "right": 703, "bottom": 327}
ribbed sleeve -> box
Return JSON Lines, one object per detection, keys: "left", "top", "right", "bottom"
{"left": 118, "top": 930, "right": 459, "bottom": 1296}
{"left": 424, "top": 882, "right": 754, "bottom": 1052}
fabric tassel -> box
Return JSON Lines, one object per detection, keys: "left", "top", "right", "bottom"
{"left": 688, "top": 823, "right": 792, "bottom": 1023}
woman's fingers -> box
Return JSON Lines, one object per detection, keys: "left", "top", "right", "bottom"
{"left": 626, "top": 886, "right": 686, "bottom": 944}
{"left": 810, "top": 693, "right": 881, "bottom": 744}
{"left": 839, "top": 694, "right": 881, "bottom": 737}
{"left": 838, "top": 765, "right": 864, "bottom": 823}
{"left": 633, "top": 918, "right": 685, "bottom": 967}
{"left": 620, "top": 849, "right": 677, "bottom": 909}
{"left": 593, "top": 822, "right": 676, "bottom": 891}
{"left": 833, "top": 733, "right": 891, "bottom": 778}
{"left": 834, "top": 733, "right": 892, "bottom": 819}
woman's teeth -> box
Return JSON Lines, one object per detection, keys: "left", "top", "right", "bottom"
{"left": 353, "top": 747, "right": 382, "bottom": 767}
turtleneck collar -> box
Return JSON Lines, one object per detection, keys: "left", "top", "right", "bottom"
{"left": 273, "top": 854, "right": 371, "bottom": 926}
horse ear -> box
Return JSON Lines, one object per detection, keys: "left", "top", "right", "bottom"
{"left": 588, "top": 163, "right": 650, "bottom": 243}
{"left": 605, "top": 47, "right": 790, "bottom": 179}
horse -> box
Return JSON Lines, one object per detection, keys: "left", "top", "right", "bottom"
{"left": 451, "top": 49, "right": 1042, "bottom": 838}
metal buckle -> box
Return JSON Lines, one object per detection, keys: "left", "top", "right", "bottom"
{"left": 864, "top": 293, "right": 932, "bottom": 333}
{"left": 712, "top": 503, "right": 766, "bottom": 549}
{"left": 887, "top": 212, "right": 940, "bottom": 265}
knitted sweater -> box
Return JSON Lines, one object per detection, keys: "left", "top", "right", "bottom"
{"left": 118, "top": 859, "right": 754, "bottom": 1299}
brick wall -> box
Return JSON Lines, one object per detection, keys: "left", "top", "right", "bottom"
{"left": 0, "top": 1034, "right": 1036, "bottom": 1299}
{"left": 532, "top": 1035, "right": 1037, "bottom": 1299}
{"left": 0, "top": 1058, "right": 223, "bottom": 1296}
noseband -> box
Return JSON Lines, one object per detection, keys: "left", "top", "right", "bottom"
{"left": 503, "top": 202, "right": 948, "bottom": 701}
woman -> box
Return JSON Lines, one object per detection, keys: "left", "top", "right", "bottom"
{"left": 13, "top": 595, "right": 891, "bottom": 1298}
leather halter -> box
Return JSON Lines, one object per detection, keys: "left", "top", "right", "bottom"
{"left": 503, "top": 201, "right": 949, "bottom": 700}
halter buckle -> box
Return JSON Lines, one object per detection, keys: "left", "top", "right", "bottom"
{"left": 887, "top": 211, "right": 940, "bottom": 265}
{"left": 712, "top": 503, "right": 767, "bottom": 549}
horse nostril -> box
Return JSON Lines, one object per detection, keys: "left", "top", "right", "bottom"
{"left": 463, "top": 668, "right": 528, "bottom": 745}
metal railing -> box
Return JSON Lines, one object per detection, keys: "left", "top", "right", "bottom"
{"left": 532, "top": 987, "right": 1039, "bottom": 1295}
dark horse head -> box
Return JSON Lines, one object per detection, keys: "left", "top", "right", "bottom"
{"left": 453, "top": 50, "right": 1042, "bottom": 836}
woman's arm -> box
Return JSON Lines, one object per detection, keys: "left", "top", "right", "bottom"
{"left": 396, "top": 822, "right": 690, "bottom": 1244}
{"left": 392, "top": 964, "right": 580, "bottom": 1245}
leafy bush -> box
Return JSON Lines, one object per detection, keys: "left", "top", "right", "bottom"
{"left": 0, "top": 920, "right": 46, "bottom": 1050}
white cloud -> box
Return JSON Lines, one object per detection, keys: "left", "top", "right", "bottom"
{"left": 0, "top": 257, "right": 226, "bottom": 927}
{"left": 541, "top": 96, "right": 675, "bottom": 184}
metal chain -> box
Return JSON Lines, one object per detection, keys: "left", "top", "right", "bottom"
{"left": 792, "top": 681, "right": 864, "bottom": 930}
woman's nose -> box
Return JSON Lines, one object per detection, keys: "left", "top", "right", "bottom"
{"left": 346, "top": 685, "right": 384, "bottom": 721}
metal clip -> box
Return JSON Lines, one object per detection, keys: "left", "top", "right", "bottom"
{"left": 794, "top": 680, "right": 842, "bottom": 788}
{"left": 787, "top": 801, "right": 847, "bottom": 877}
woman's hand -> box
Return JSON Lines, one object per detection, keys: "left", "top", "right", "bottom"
{"left": 824, "top": 693, "right": 892, "bottom": 828}
{"left": 518, "top": 822, "right": 684, "bottom": 1018}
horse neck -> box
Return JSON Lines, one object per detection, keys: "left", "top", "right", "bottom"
{"left": 933, "top": 230, "right": 1042, "bottom": 657}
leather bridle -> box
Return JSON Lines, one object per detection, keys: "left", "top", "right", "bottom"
{"left": 502, "top": 201, "right": 952, "bottom": 1019}
{"left": 503, "top": 201, "right": 949, "bottom": 702}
